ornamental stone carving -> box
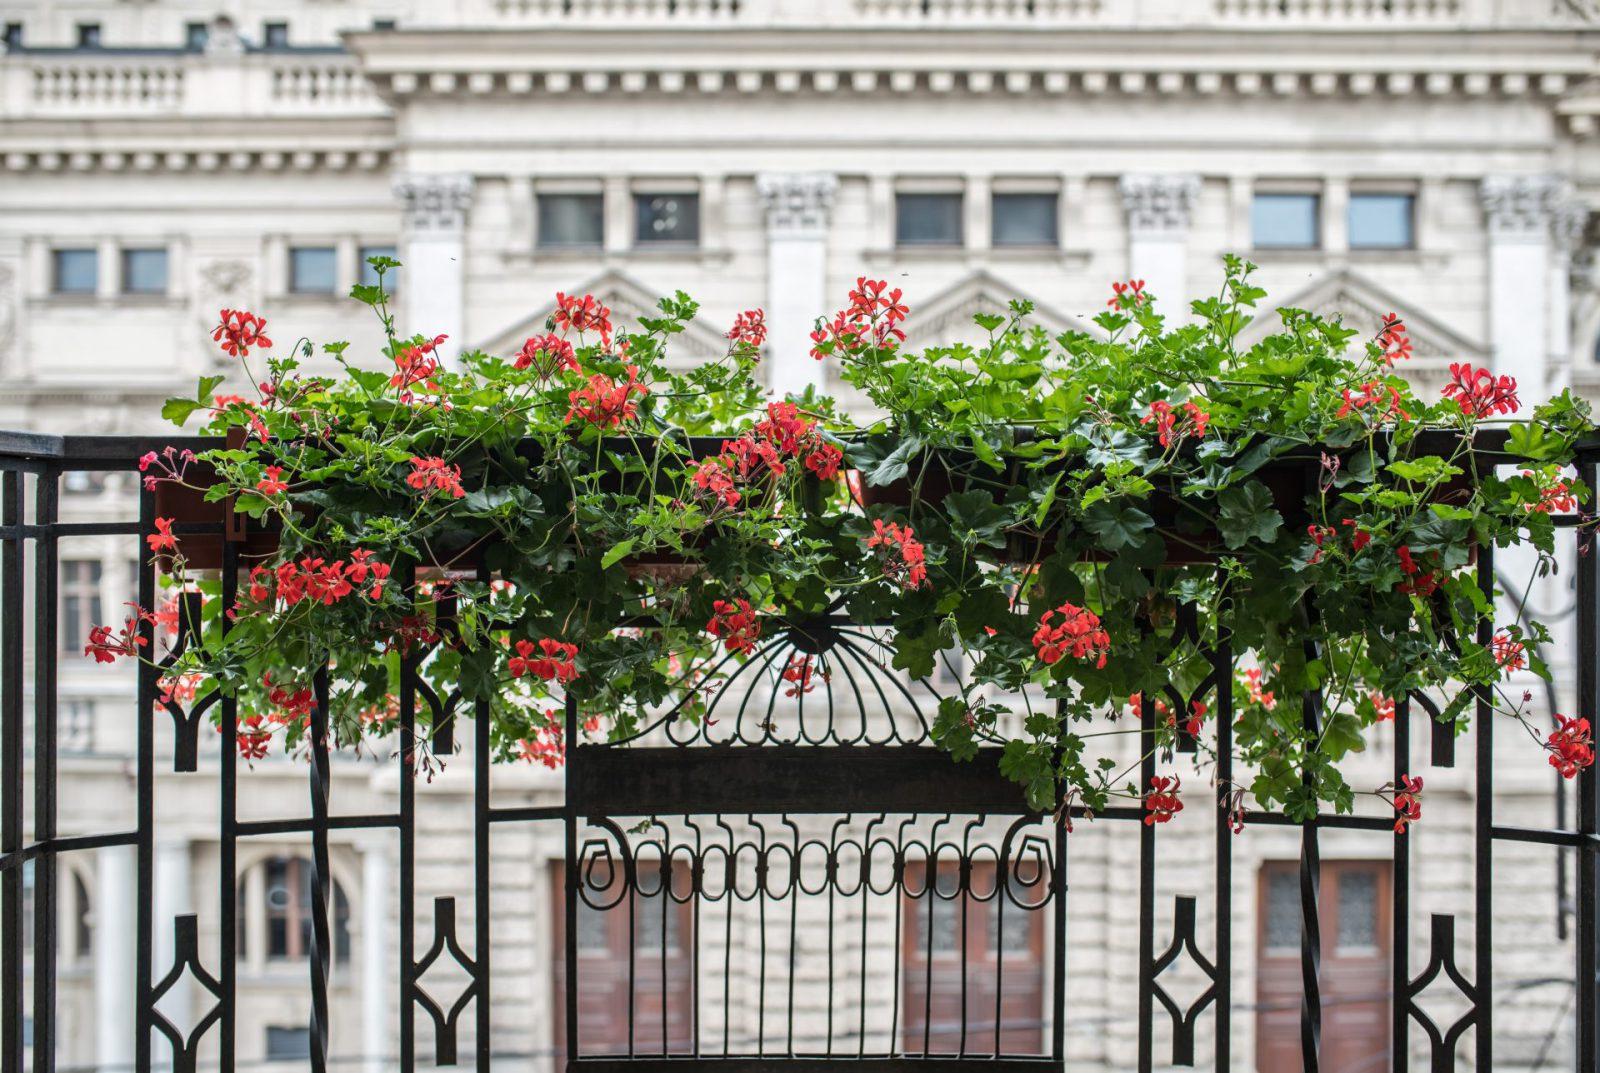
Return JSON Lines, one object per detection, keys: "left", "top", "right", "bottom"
{"left": 756, "top": 172, "right": 839, "bottom": 235}
{"left": 1119, "top": 173, "right": 1201, "bottom": 237}
{"left": 1480, "top": 174, "right": 1573, "bottom": 240}
{"left": 393, "top": 173, "right": 476, "bottom": 234}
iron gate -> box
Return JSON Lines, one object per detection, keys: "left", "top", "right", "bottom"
{"left": 0, "top": 431, "right": 1596, "bottom": 1072}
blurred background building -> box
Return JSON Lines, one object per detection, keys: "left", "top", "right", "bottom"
{"left": 3, "top": 1, "right": 1600, "bottom": 1069}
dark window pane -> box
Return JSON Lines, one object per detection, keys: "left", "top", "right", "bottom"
{"left": 265, "top": 1026, "right": 311, "bottom": 1061}
{"left": 634, "top": 194, "right": 700, "bottom": 245}
{"left": 896, "top": 193, "right": 963, "bottom": 246}
{"left": 61, "top": 559, "right": 103, "bottom": 652}
{"left": 4, "top": 24, "right": 24, "bottom": 49}
{"left": 289, "top": 247, "right": 337, "bottom": 293}
{"left": 53, "top": 249, "right": 97, "bottom": 294}
{"left": 1264, "top": 867, "right": 1299, "bottom": 950}
{"left": 359, "top": 246, "right": 397, "bottom": 290}
{"left": 992, "top": 193, "right": 1058, "bottom": 247}
{"left": 74, "top": 872, "right": 92, "bottom": 955}
{"left": 1252, "top": 193, "right": 1320, "bottom": 249}
{"left": 121, "top": 249, "right": 168, "bottom": 294}
{"left": 373, "top": 18, "right": 397, "bottom": 30}
{"left": 1336, "top": 870, "right": 1379, "bottom": 951}
{"left": 185, "top": 22, "right": 208, "bottom": 50}
{"left": 1349, "top": 193, "right": 1415, "bottom": 249}
{"left": 76, "top": 24, "right": 101, "bottom": 48}
{"left": 263, "top": 23, "right": 289, "bottom": 49}
{"left": 540, "top": 194, "right": 605, "bottom": 248}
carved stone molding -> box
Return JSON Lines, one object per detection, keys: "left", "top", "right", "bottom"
{"left": 756, "top": 172, "right": 839, "bottom": 235}
{"left": 0, "top": 263, "right": 16, "bottom": 360}
{"left": 1480, "top": 174, "right": 1572, "bottom": 241}
{"left": 393, "top": 173, "right": 476, "bottom": 234}
{"left": 1119, "top": 173, "right": 1201, "bottom": 237}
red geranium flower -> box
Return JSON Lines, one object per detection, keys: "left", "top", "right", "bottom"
{"left": 553, "top": 292, "right": 614, "bottom": 347}
{"left": 1145, "top": 775, "right": 1182, "bottom": 825}
{"left": 707, "top": 598, "right": 762, "bottom": 656}
{"left": 1377, "top": 313, "right": 1413, "bottom": 366}
{"left": 1033, "top": 602, "right": 1111, "bottom": 669}
{"left": 1108, "top": 279, "right": 1147, "bottom": 309}
{"left": 565, "top": 366, "right": 648, "bottom": 429}
{"left": 515, "top": 333, "right": 578, "bottom": 378}
{"left": 85, "top": 610, "right": 149, "bottom": 664}
{"left": 213, "top": 309, "right": 272, "bottom": 358}
{"left": 1524, "top": 471, "right": 1578, "bottom": 514}
{"left": 1392, "top": 774, "right": 1424, "bottom": 833}
{"left": 865, "top": 519, "right": 928, "bottom": 591}
{"left": 509, "top": 638, "right": 580, "bottom": 684}
{"left": 1441, "top": 362, "right": 1520, "bottom": 419}
{"left": 1141, "top": 399, "right": 1208, "bottom": 447}
{"left": 1336, "top": 380, "right": 1411, "bottom": 423}
{"left": 147, "top": 517, "right": 178, "bottom": 554}
{"left": 1548, "top": 715, "right": 1595, "bottom": 779}
{"left": 406, "top": 456, "right": 466, "bottom": 499}
{"left": 1491, "top": 631, "right": 1527, "bottom": 673}
{"left": 727, "top": 309, "right": 767, "bottom": 350}
{"left": 257, "top": 466, "right": 288, "bottom": 496}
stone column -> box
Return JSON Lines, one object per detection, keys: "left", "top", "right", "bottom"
{"left": 1119, "top": 174, "right": 1200, "bottom": 319}
{"left": 1480, "top": 175, "right": 1566, "bottom": 397}
{"left": 756, "top": 172, "right": 838, "bottom": 399}
{"left": 95, "top": 845, "right": 137, "bottom": 1068}
{"left": 361, "top": 841, "right": 393, "bottom": 1073}
{"left": 153, "top": 839, "right": 194, "bottom": 1053}
{"left": 393, "top": 173, "right": 474, "bottom": 366}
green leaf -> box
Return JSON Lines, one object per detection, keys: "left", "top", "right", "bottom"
{"left": 161, "top": 398, "right": 208, "bottom": 426}
{"left": 600, "top": 539, "right": 636, "bottom": 570}
{"left": 1082, "top": 499, "right": 1155, "bottom": 551}
{"left": 1216, "top": 481, "right": 1283, "bottom": 549}
{"left": 968, "top": 430, "right": 1004, "bottom": 473}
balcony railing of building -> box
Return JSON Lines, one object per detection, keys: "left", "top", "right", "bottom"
{"left": 0, "top": 429, "right": 1596, "bottom": 1073}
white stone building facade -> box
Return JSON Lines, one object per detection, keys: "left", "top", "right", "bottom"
{"left": 3, "top": 1, "right": 1600, "bottom": 1070}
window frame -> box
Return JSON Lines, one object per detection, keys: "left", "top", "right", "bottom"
{"left": 120, "top": 247, "right": 169, "bottom": 296}
{"left": 1347, "top": 191, "right": 1417, "bottom": 251}
{"left": 52, "top": 249, "right": 98, "bottom": 296}
{"left": 262, "top": 22, "right": 290, "bottom": 49}
{"left": 287, "top": 246, "right": 338, "bottom": 296}
{"left": 75, "top": 23, "right": 101, "bottom": 49}
{"left": 990, "top": 191, "right": 1060, "bottom": 249}
{"left": 633, "top": 192, "right": 701, "bottom": 248}
{"left": 1251, "top": 191, "right": 1322, "bottom": 251}
{"left": 60, "top": 559, "right": 103, "bottom": 655}
{"left": 184, "top": 22, "right": 208, "bottom": 50}
{"left": 538, "top": 192, "right": 607, "bottom": 250}
{"left": 895, "top": 191, "right": 965, "bottom": 248}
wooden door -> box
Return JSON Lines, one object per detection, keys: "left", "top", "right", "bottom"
{"left": 1256, "top": 859, "right": 1391, "bottom": 1073}
{"left": 901, "top": 861, "right": 1046, "bottom": 1054}
{"left": 552, "top": 863, "right": 695, "bottom": 1056}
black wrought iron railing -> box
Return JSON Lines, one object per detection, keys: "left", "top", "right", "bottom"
{"left": 0, "top": 430, "right": 1596, "bottom": 1073}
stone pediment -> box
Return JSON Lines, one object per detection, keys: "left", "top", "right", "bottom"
{"left": 1238, "top": 268, "right": 1486, "bottom": 367}
{"left": 474, "top": 269, "right": 731, "bottom": 369}
{"left": 901, "top": 269, "right": 1104, "bottom": 349}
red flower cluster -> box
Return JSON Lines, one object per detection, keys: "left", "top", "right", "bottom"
{"left": 707, "top": 598, "right": 762, "bottom": 656}
{"left": 137, "top": 445, "right": 197, "bottom": 493}
{"left": 727, "top": 309, "right": 767, "bottom": 350}
{"left": 566, "top": 366, "right": 648, "bottom": 429}
{"left": 1336, "top": 381, "right": 1411, "bottom": 423}
{"left": 263, "top": 672, "right": 316, "bottom": 723}
{"left": 246, "top": 552, "right": 390, "bottom": 607}
{"left": 553, "top": 292, "right": 614, "bottom": 347}
{"left": 1145, "top": 775, "right": 1182, "bottom": 825}
{"left": 1377, "top": 313, "right": 1413, "bottom": 366}
{"left": 1392, "top": 774, "right": 1423, "bottom": 833}
{"left": 1524, "top": 471, "right": 1578, "bottom": 514}
{"left": 406, "top": 456, "right": 467, "bottom": 499}
{"left": 1032, "top": 602, "right": 1111, "bottom": 669}
{"left": 808, "top": 277, "right": 909, "bottom": 360}
{"left": 1108, "top": 279, "right": 1147, "bottom": 309}
{"left": 865, "top": 519, "right": 929, "bottom": 591}
{"left": 517, "top": 715, "right": 566, "bottom": 769}
{"left": 237, "top": 716, "right": 274, "bottom": 760}
{"left": 509, "top": 638, "right": 580, "bottom": 684}
{"left": 85, "top": 607, "right": 150, "bottom": 664}
{"left": 515, "top": 333, "right": 578, "bottom": 378}
{"left": 213, "top": 309, "right": 272, "bottom": 358}
{"left": 391, "top": 334, "right": 448, "bottom": 402}
{"left": 1370, "top": 692, "right": 1396, "bottom": 722}
{"left": 692, "top": 403, "right": 843, "bottom": 509}
{"left": 1548, "top": 715, "right": 1594, "bottom": 779}
{"left": 147, "top": 517, "right": 178, "bottom": 554}
{"left": 1442, "top": 362, "right": 1520, "bottom": 419}
{"left": 1243, "top": 667, "right": 1277, "bottom": 710}
{"left": 257, "top": 466, "right": 288, "bottom": 496}
{"left": 782, "top": 655, "right": 819, "bottom": 697}
{"left": 1141, "top": 399, "right": 1209, "bottom": 448}
{"left": 1491, "top": 631, "right": 1527, "bottom": 673}
{"left": 1395, "top": 544, "right": 1440, "bottom": 597}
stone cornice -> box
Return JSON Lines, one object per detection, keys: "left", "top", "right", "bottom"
{"left": 0, "top": 144, "right": 394, "bottom": 175}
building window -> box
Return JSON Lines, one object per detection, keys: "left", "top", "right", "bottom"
{"left": 1252, "top": 192, "right": 1320, "bottom": 249}
{"left": 184, "top": 22, "right": 208, "bottom": 50}
{"left": 359, "top": 246, "right": 398, "bottom": 291}
{"left": 121, "top": 249, "right": 169, "bottom": 295}
{"left": 373, "top": 18, "right": 398, "bottom": 30}
{"left": 240, "top": 856, "right": 351, "bottom": 963}
{"left": 896, "top": 193, "right": 964, "bottom": 247}
{"left": 289, "top": 247, "right": 337, "bottom": 294}
{"left": 992, "top": 193, "right": 1058, "bottom": 247}
{"left": 75, "top": 23, "right": 101, "bottom": 49}
{"left": 262, "top": 22, "right": 290, "bottom": 49}
{"left": 539, "top": 194, "right": 605, "bottom": 249}
{"left": 61, "top": 560, "right": 102, "bottom": 654}
{"left": 1348, "top": 192, "right": 1415, "bottom": 250}
{"left": 264, "top": 1026, "right": 312, "bottom": 1062}
{"left": 52, "top": 249, "right": 98, "bottom": 295}
{"left": 634, "top": 194, "right": 700, "bottom": 246}
{"left": 4, "top": 24, "right": 23, "bottom": 50}
{"left": 60, "top": 700, "right": 94, "bottom": 755}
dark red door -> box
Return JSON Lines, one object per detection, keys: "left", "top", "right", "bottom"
{"left": 552, "top": 863, "right": 695, "bottom": 1055}
{"left": 901, "top": 861, "right": 1046, "bottom": 1054}
{"left": 1257, "top": 859, "right": 1391, "bottom": 1073}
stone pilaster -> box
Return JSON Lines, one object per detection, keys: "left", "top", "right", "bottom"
{"left": 394, "top": 172, "right": 474, "bottom": 365}
{"left": 1119, "top": 173, "right": 1200, "bottom": 320}
{"left": 757, "top": 171, "right": 838, "bottom": 398}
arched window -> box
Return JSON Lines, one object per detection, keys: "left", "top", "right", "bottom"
{"left": 237, "top": 856, "right": 351, "bottom": 966}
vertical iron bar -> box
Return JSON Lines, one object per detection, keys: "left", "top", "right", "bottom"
{"left": 1393, "top": 695, "right": 1412, "bottom": 1073}
{"left": 1213, "top": 607, "right": 1233, "bottom": 1072}
{"left": 562, "top": 693, "right": 579, "bottom": 1064}
{"left": 1052, "top": 800, "right": 1067, "bottom": 1069}
{"left": 1299, "top": 626, "right": 1322, "bottom": 1073}
{"left": 475, "top": 564, "right": 491, "bottom": 1069}
{"left": 1474, "top": 547, "right": 1494, "bottom": 1070}
{"left": 135, "top": 479, "right": 156, "bottom": 1073}
{"left": 399, "top": 618, "right": 418, "bottom": 1073}
{"left": 1137, "top": 692, "right": 1155, "bottom": 1073}
{"left": 219, "top": 536, "right": 238, "bottom": 1073}
{"left": 1579, "top": 456, "right": 1599, "bottom": 1073}
{"left": 1, "top": 470, "right": 24, "bottom": 1073}
{"left": 308, "top": 666, "right": 333, "bottom": 1073}
{"left": 31, "top": 467, "right": 58, "bottom": 1073}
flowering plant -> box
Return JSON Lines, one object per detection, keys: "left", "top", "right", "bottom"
{"left": 102, "top": 254, "right": 1595, "bottom": 829}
